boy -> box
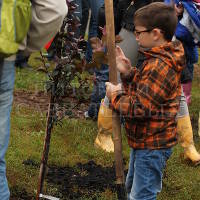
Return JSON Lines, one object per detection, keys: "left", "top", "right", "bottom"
{"left": 106, "top": 2, "right": 185, "bottom": 200}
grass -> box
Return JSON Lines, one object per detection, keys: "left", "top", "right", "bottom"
{"left": 6, "top": 55, "right": 200, "bottom": 199}
{"left": 14, "top": 52, "right": 48, "bottom": 91}
{"left": 15, "top": 68, "right": 47, "bottom": 91}
{"left": 8, "top": 106, "right": 130, "bottom": 199}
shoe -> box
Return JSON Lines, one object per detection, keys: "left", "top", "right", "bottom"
{"left": 94, "top": 99, "right": 114, "bottom": 153}
{"left": 84, "top": 111, "right": 90, "bottom": 119}
{"left": 177, "top": 115, "right": 200, "bottom": 166}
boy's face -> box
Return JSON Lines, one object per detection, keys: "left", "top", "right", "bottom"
{"left": 134, "top": 25, "right": 164, "bottom": 48}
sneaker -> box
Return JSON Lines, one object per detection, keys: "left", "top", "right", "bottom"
{"left": 84, "top": 111, "right": 90, "bottom": 119}
{"left": 84, "top": 110, "right": 98, "bottom": 121}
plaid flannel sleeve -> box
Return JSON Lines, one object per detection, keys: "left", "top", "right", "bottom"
{"left": 120, "top": 67, "right": 138, "bottom": 94}
{"left": 110, "top": 59, "right": 180, "bottom": 118}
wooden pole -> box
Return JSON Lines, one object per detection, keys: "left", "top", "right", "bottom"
{"left": 36, "top": 95, "right": 55, "bottom": 200}
{"left": 104, "top": 0, "right": 126, "bottom": 199}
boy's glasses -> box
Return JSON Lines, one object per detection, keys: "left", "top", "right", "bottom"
{"left": 134, "top": 29, "right": 152, "bottom": 37}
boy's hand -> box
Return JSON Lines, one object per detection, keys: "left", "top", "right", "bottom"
{"left": 116, "top": 46, "right": 132, "bottom": 74}
{"left": 106, "top": 82, "right": 122, "bottom": 100}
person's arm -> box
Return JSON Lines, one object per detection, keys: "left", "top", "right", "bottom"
{"left": 24, "top": 0, "right": 68, "bottom": 53}
{"left": 109, "top": 61, "right": 180, "bottom": 119}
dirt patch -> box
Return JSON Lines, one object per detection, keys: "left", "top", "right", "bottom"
{"left": 14, "top": 90, "right": 48, "bottom": 112}
{"left": 194, "top": 64, "right": 200, "bottom": 85}
{"left": 46, "top": 161, "right": 116, "bottom": 199}
{"left": 13, "top": 90, "right": 89, "bottom": 119}
{"left": 194, "top": 64, "right": 200, "bottom": 77}
{"left": 10, "top": 186, "right": 34, "bottom": 200}
{"left": 21, "top": 159, "right": 128, "bottom": 200}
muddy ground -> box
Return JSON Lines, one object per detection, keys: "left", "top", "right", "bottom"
{"left": 13, "top": 90, "right": 89, "bottom": 119}
{"left": 10, "top": 158, "right": 127, "bottom": 200}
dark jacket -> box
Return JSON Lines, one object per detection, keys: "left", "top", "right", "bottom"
{"left": 116, "top": 0, "right": 153, "bottom": 33}
{"left": 98, "top": 0, "right": 163, "bottom": 36}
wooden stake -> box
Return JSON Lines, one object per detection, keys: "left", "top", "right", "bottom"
{"left": 104, "top": 0, "right": 126, "bottom": 199}
{"left": 36, "top": 95, "right": 55, "bottom": 200}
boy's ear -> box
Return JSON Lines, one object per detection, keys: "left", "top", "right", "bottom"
{"left": 152, "top": 28, "right": 162, "bottom": 41}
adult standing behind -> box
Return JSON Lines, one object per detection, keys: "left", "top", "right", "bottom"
{"left": 71, "top": 0, "right": 106, "bottom": 120}
{"left": 80, "top": 0, "right": 108, "bottom": 120}
{"left": 165, "top": 0, "right": 200, "bottom": 165}
{"left": 0, "top": 1, "right": 68, "bottom": 199}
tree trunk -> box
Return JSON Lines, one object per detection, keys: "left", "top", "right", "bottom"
{"left": 36, "top": 95, "right": 55, "bottom": 200}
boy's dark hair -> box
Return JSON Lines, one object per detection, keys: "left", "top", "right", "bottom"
{"left": 134, "top": 2, "right": 177, "bottom": 41}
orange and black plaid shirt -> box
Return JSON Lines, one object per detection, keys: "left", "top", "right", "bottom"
{"left": 110, "top": 41, "right": 185, "bottom": 149}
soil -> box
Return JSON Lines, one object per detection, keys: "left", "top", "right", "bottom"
{"left": 46, "top": 161, "right": 117, "bottom": 200}
{"left": 194, "top": 64, "right": 200, "bottom": 78}
{"left": 13, "top": 90, "right": 48, "bottom": 112}
{"left": 10, "top": 186, "right": 33, "bottom": 200}
{"left": 13, "top": 90, "right": 89, "bottom": 119}
{"left": 15, "top": 159, "right": 126, "bottom": 200}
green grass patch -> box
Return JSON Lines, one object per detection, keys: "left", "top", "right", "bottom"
{"left": 14, "top": 51, "right": 54, "bottom": 91}
{"left": 15, "top": 68, "right": 47, "bottom": 91}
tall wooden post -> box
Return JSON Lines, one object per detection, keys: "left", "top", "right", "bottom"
{"left": 36, "top": 95, "right": 55, "bottom": 200}
{"left": 104, "top": 0, "right": 126, "bottom": 199}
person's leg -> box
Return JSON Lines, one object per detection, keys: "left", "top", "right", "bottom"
{"left": 94, "top": 98, "right": 114, "bottom": 152}
{"left": 182, "top": 81, "right": 192, "bottom": 105}
{"left": 85, "top": 0, "right": 104, "bottom": 62}
{"left": 88, "top": 81, "right": 106, "bottom": 119}
{"left": 0, "top": 59, "right": 15, "bottom": 200}
{"left": 85, "top": 0, "right": 106, "bottom": 117}
{"left": 88, "top": 64, "right": 109, "bottom": 117}
{"left": 74, "top": 0, "right": 82, "bottom": 21}
{"left": 128, "top": 149, "right": 172, "bottom": 200}
{"left": 125, "top": 149, "right": 135, "bottom": 199}
{"left": 15, "top": 51, "right": 30, "bottom": 68}
{"left": 177, "top": 87, "right": 200, "bottom": 165}
{"left": 89, "top": 0, "right": 104, "bottom": 38}
{"left": 89, "top": 0, "right": 104, "bottom": 20}
{"left": 74, "top": 0, "right": 82, "bottom": 39}
{"left": 86, "top": 82, "right": 98, "bottom": 119}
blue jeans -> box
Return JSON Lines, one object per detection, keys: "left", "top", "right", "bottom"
{"left": 84, "top": 0, "right": 105, "bottom": 62}
{"left": 88, "top": 80, "right": 107, "bottom": 119}
{"left": 75, "top": 0, "right": 109, "bottom": 118}
{"left": 126, "top": 148, "right": 172, "bottom": 200}
{"left": 0, "top": 59, "right": 15, "bottom": 200}
{"left": 74, "top": 0, "right": 104, "bottom": 36}
{"left": 78, "top": 0, "right": 109, "bottom": 118}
